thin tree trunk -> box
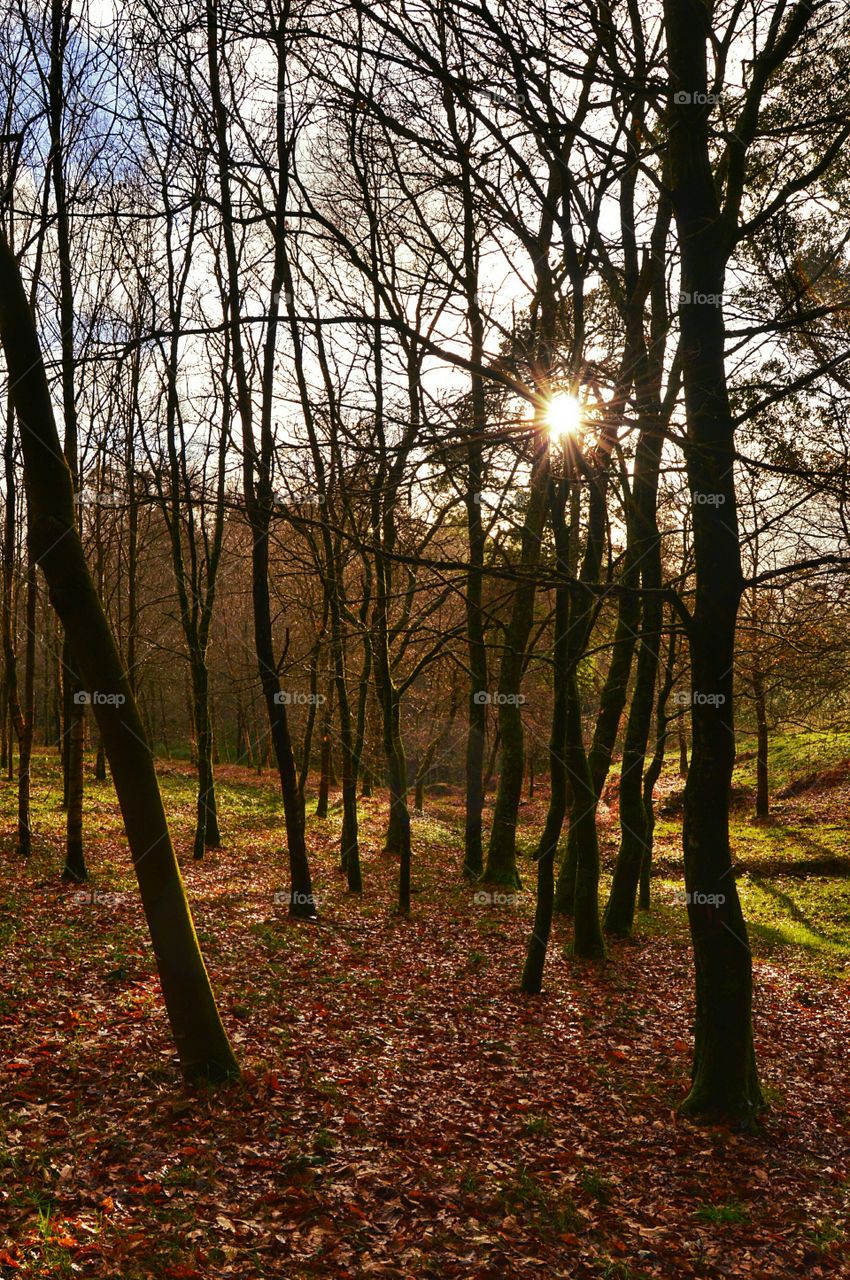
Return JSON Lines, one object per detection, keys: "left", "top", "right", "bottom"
{"left": 483, "top": 439, "right": 549, "bottom": 888}
{"left": 754, "top": 670, "right": 769, "bottom": 819}
{"left": 315, "top": 693, "right": 332, "bottom": 819}
{"left": 62, "top": 706, "right": 86, "bottom": 882}
{"left": 604, "top": 421, "right": 664, "bottom": 937}
{"left": 205, "top": 0, "right": 315, "bottom": 918}
{"left": 298, "top": 623, "right": 324, "bottom": 822}
{"left": 522, "top": 492, "right": 571, "bottom": 991}
{"left": 639, "top": 616, "right": 678, "bottom": 910}
{"left": 192, "top": 659, "right": 221, "bottom": 859}
{"left": 678, "top": 720, "right": 688, "bottom": 777}
{"left": 17, "top": 562, "right": 36, "bottom": 857}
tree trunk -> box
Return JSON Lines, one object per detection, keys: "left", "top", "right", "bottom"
{"left": 62, "top": 702, "right": 86, "bottom": 882}
{"left": 522, "top": 541, "right": 570, "bottom": 992}
{"left": 678, "top": 720, "right": 688, "bottom": 777}
{"left": 554, "top": 564, "right": 638, "bottom": 916}
{"left": 0, "top": 229, "right": 238, "bottom": 1083}
{"left": 639, "top": 616, "right": 678, "bottom": 910}
{"left": 298, "top": 625, "right": 323, "bottom": 822}
{"left": 665, "top": 0, "right": 761, "bottom": 1119}
{"left": 483, "top": 440, "right": 549, "bottom": 888}
{"left": 17, "top": 562, "right": 36, "bottom": 857}
{"left": 565, "top": 672, "right": 605, "bottom": 958}
{"left": 315, "top": 697, "right": 332, "bottom": 818}
{"left": 191, "top": 658, "right": 221, "bottom": 859}
{"left": 604, "top": 421, "right": 664, "bottom": 937}
{"left": 205, "top": 0, "right": 315, "bottom": 920}
{"left": 753, "top": 670, "right": 769, "bottom": 819}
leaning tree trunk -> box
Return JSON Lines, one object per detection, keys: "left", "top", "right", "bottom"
{"left": 0, "top": 231, "right": 238, "bottom": 1083}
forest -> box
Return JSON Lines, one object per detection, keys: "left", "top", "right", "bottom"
{"left": 0, "top": 0, "right": 849, "bottom": 1275}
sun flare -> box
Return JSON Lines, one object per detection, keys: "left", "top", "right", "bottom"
{"left": 545, "top": 393, "right": 582, "bottom": 440}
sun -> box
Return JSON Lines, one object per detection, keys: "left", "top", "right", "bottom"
{"left": 545, "top": 393, "right": 582, "bottom": 440}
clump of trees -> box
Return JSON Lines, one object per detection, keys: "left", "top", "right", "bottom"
{"left": 0, "top": 0, "right": 849, "bottom": 1119}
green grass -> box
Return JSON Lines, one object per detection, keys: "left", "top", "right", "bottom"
{"left": 733, "top": 729, "right": 850, "bottom": 793}
{"left": 634, "top": 729, "right": 850, "bottom": 978}
{"left": 579, "top": 1166, "right": 613, "bottom": 1204}
{"left": 696, "top": 1200, "right": 749, "bottom": 1225}
{"left": 739, "top": 875, "right": 850, "bottom": 962}
{"left": 496, "top": 1165, "right": 581, "bottom": 1235}
{"left": 729, "top": 818, "right": 849, "bottom": 871}
{"left": 651, "top": 871, "right": 850, "bottom": 974}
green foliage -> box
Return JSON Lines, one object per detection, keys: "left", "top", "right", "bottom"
{"left": 696, "top": 1200, "right": 749, "bottom": 1225}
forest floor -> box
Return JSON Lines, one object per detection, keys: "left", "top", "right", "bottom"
{"left": 0, "top": 742, "right": 848, "bottom": 1279}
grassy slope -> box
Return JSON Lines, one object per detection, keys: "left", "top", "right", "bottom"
{"left": 645, "top": 730, "right": 850, "bottom": 978}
